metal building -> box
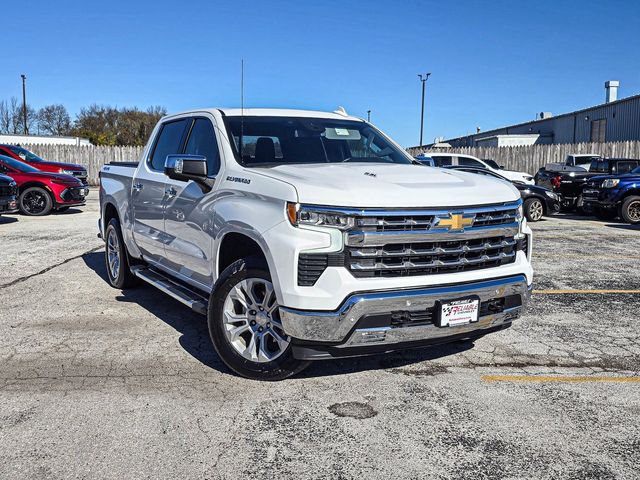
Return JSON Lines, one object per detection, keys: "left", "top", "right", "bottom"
{"left": 440, "top": 81, "right": 640, "bottom": 148}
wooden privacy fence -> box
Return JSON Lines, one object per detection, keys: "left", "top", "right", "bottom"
{"left": 22, "top": 140, "right": 640, "bottom": 185}
{"left": 27, "top": 145, "right": 144, "bottom": 185}
{"left": 407, "top": 141, "right": 640, "bottom": 174}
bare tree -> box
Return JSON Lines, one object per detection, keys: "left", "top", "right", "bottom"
{"left": 38, "top": 104, "right": 72, "bottom": 136}
{"left": 0, "top": 100, "right": 11, "bottom": 134}
{"left": 9, "top": 97, "right": 37, "bottom": 134}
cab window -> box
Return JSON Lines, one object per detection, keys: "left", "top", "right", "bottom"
{"left": 149, "top": 119, "right": 190, "bottom": 171}
{"left": 184, "top": 118, "right": 221, "bottom": 176}
{"left": 458, "top": 156, "right": 484, "bottom": 167}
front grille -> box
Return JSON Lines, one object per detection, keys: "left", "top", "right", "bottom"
{"left": 0, "top": 185, "right": 17, "bottom": 196}
{"left": 354, "top": 205, "right": 518, "bottom": 233}
{"left": 347, "top": 236, "right": 518, "bottom": 278}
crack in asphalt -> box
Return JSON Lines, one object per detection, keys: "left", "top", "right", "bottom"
{"left": 0, "top": 245, "right": 103, "bottom": 290}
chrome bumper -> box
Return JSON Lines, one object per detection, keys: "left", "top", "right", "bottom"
{"left": 280, "top": 275, "right": 530, "bottom": 346}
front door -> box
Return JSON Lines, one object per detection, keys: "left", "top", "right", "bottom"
{"left": 163, "top": 116, "right": 222, "bottom": 290}
{"left": 131, "top": 118, "right": 190, "bottom": 264}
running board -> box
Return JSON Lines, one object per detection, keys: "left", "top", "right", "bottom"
{"left": 130, "top": 266, "right": 208, "bottom": 315}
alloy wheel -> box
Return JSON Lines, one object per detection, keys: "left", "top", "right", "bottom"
{"left": 628, "top": 200, "right": 640, "bottom": 222}
{"left": 22, "top": 190, "right": 48, "bottom": 215}
{"left": 528, "top": 200, "right": 544, "bottom": 221}
{"left": 222, "top": 278, "right": 289, "bottom": 363}
{"left": 107, "top": 228, "right": 121, "bottom": 280}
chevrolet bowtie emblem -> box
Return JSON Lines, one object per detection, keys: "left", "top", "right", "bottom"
{"left": 436, "top": 213, "right": 475, "bottom": 231}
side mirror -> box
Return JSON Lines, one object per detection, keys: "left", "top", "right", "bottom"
{"left": 164, "top": 155, "right": 212, "bottom": 191}
{"left": 499, "top": 165, "right": 505, "bottom": 169}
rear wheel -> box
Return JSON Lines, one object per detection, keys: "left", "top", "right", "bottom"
{"left": 524, "top": 197, "right": 544, "bottom": 222}
{"left": 104, "top": 218, "right": 139, "bottom": 289}
{"left": 208, "top": 258, "right": 310, "bottom": 380}
{"left": 19, "top": 186, "right": 53, "bottom": 216}
{"left": 620, "top": 196, "right": 640, "bottom": 224}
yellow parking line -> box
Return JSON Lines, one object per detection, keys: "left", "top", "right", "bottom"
{"left": 482, "top": 375, "right": 640, "bottom": 383}
{"left": 533, "top": 289, "right": 640, "bottom": 294}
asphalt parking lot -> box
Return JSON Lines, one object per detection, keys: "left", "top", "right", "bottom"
{"left": 1, "top": 192, "right": 639, "bottom": 480}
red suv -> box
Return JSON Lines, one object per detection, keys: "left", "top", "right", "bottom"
{"left": 0, "top": 144, "right": 88, "bottom": 185}
{"left": 0, "top": 155, "right": 88, "bottom": 215}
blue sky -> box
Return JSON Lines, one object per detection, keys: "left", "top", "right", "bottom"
{"left": 3, "top": 0, "right": 639, "bottom": 146}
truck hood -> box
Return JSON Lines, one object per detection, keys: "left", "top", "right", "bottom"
{"left": 256, "top": 164, "right": 520, "bottom": 207}
{"left": 589, "top": 173, "right": 640, "bottom": 182}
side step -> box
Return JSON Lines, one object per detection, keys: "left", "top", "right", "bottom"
{"left": 130, "top": 266, "right": 208, "bottom": 315}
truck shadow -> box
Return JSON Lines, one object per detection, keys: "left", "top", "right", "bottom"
{"left": 0, "top": 215, "right": 19, "bottom": 224}
{"left": 83, "top": 251, "right": 474, "bottom": 379}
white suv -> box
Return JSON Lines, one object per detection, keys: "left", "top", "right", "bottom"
{"left": 426, "top": 153, "right": 534, "bottom": 184}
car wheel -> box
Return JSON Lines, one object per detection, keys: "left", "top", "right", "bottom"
{"left": 19, "top": 186, "right": 53, "bottom": 216}
{"left": 208, "top": 258, "right": 310, "bottom": 381}
{"left": 620, "top": 195, "right": 640, "bottom": 224}
{"left": 524, "top": 198, "right": 544, "bottom": 222}
{"left": 104, "top": 218, "right": 139, "bottom": 289}
{"left": 595, "top": 207, "right": 617, "bottom": 221}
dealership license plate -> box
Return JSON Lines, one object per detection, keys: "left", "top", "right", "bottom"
{"left": 437, "top": 297, "right": 480, "bottom": 327}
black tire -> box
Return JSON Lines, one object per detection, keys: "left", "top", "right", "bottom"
{"left": 594, "top": 207, "right": 617, "bottom": 221}
{"left": 524, "top": 197, "right": 545, "bottom": 222}
{"left": 208, "top": 257, "right": 310, "bottom": 381}
{"left": 104, "top": 218, "right": 139, "bottom": 289}
{"left": 19, "top": 186, "right": 53, "bottom": 216}
{"left": 620, "top": 195, "right": 640, "bottom": 224}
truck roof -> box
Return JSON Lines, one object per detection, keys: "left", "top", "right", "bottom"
{"left": 164, "top": 108, "right": 364, "bottom": 122}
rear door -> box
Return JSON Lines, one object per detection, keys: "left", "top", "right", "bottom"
{"left": 131, "top": 118, "right": 190, "bottom": 264}
{"left": 163, "top": 115, "right": 223, "bottom": 290}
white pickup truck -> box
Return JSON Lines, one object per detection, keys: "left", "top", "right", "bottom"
{"left": 99, "top": 108, "right": 533, "bottom": 380}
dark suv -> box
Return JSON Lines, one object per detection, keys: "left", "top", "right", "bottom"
{"left": 0, "top": 173, "right": 19, "bottom": 215}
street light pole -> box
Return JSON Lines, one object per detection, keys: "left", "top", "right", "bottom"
{"left": 418, "top": 73, "right": 431, "bottom": 147}
{"left": 21, "top": 74, "right": 28, "bottom": 135}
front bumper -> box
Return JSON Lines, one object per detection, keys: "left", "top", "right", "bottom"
{"left": 0, "top": 196, "right": 18, "bottom": 214}
{"left": 280, "top": 274, "right": 530, "bottom": 358}
{"left": 56, "top": 186, "right": 88, "bottom": 206}
{"left": 582, "top": 188, "right": 622, "bottom": 210}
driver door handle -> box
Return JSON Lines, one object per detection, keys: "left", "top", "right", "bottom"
{"left": 132, "top": 182, "right": 143, "bottom": 192}
{"left": 165, "top": 186, "right": 177, "bottom": 198}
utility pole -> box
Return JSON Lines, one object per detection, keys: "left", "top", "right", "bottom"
{"left": 418, "top": 73, "right": 431, "bottom": 147}
{"left": 367, "top": 110, "right": 371, "bottom": 122}
{"left": 21, "top": 74, "right": 28, "bottom": 135}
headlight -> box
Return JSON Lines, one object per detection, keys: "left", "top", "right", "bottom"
{"left": 287, "top": 203, "right": 354, "bottom": 230}
{"left": 544, "top": 190, "right": 558, "bottom": 200}
{"left": 60, "top": 169, "right": 75, "bottom": 175}
{"left": 602, "top": 179, "right": 620, "bottom": 188}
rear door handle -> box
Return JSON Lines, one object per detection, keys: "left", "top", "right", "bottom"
{"left": 165, "top": 186, "right": 177, "bottom": 198}
{"left": 132, "top": 183, "right": 143, "bottom": 192}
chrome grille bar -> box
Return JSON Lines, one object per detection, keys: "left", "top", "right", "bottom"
{"left": 349, "top": 238, "right": 516, "bottom": 258}
{"left": 350, "top": 251, "right": 516, "bottom": 272}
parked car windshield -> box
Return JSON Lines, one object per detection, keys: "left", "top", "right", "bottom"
{"left": 632, "top": 166, "right": 640, "bottom": 174}
{"left": 482, "top": 158, "right": 501, "bottom": 169}
{"left": 5, "top": 145, "right": 46, "bottom": 163}
{"left": 224, "top": 116, "right": 413, "bottom": 167}
{"left": 0, "top": 154, "right": 41, "bottom": 173}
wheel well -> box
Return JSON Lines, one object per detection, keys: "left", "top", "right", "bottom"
{"left": 103, "top": 202, "right": 119, "bottom": 226}
{"left": 19, "top": 182, "right": 53, "bottom": 196}
{"left": 218, "top": 233, "right": 267, "bottom": 275}
{"left": 622, "top": 189, "right": 640, "bottom": 201}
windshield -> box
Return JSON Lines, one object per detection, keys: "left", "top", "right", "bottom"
{"left": 632, "top": 166, "right": 640, "bottom": 174}
{"left": 0, "top": 154, "right": 41, "bottom": 173}
{"left": 224, "top": 116, "right": 413, "bottom": 167}
{"left": 5, "top": 145, "right": 46, "bottom": 163}
{"left": 483, "top": 158, "right": 501, "bottom": 169}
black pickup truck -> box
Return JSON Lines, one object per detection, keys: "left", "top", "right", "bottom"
{"left": 535, "top": 158, "right": 640, "bottom": 211}
{"left": 0, "top": 173, "right": 18, "bottom": 215}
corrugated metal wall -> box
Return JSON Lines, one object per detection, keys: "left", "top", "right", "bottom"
{"left": 442, "top": 95, "right": 640, "bottom": 147}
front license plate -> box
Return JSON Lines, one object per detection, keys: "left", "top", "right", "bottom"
{"left": 436, "top": 297, "right": 480, "bottom": 327}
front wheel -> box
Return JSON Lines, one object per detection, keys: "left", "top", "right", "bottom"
{"left": 208, "top": 258, "right": 310, "bottom": 380}
{"left": 19, "top": 186, "right": 53, "bottom": 216}
{"left": 524, "top": 197, "right": 544, "bottom": 222}
{"left": 620, "top": 196, "right": 640, "bottom": 224}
